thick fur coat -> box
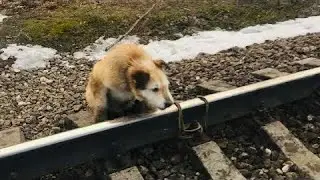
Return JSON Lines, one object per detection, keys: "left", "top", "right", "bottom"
{"left": 85, "top": 43, "right": 174, "bottom": 122}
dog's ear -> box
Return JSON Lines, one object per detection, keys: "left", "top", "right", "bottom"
{"left": 153, "top": 59, "right": 168, "bottom": 69}
{"left": 131, "top": 69, "right": 150, "bottom": 90}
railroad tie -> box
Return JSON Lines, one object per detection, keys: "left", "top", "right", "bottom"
{"left": 108, "top": 166, "right": 144, "bottom": 180}
{"left": 67, "top": 110, "right": 95, "bottom": 128}
{"left": 251, "top": 68, "right": 290, "bottom": 80}
{"left": 196, "top": 80, "right": 237, "bottom": 93}
{"left": 0, "top": 127, "right": 25, "bottom": 149}
{"left": 262, "top": 121, "right": 320, "bottom": 179}
{"left": 191, "top": 141, "right": 246, "bottom": 180}
{"left": 294, "top": 58, "right": 320, "bottom": 67}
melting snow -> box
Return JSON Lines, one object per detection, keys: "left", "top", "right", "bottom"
{"left": 1, "top": 15, "right": 320, "bottom": 70}
{"left": 0, "top": 44, "right": 59, "bottom": 69}
{"left": 74, "top": 15, "right": 320, "bottom": 62}
{"left": 73, "top": 36, "right": 140, "bottom": 61}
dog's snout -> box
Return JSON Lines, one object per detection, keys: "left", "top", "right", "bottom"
{"left": 164, "top": 101, "right": 173, "bottom": 108}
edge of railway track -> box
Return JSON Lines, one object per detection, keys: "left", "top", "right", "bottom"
{"left": 1, "top": 67, "right": 320, "bottom": 180}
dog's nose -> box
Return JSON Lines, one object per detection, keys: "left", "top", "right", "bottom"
{"left": 164, "top": 101, "right": 173, "bottom": 108}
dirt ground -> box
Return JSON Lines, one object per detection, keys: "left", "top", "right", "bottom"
{"left": 0, "top": 0, "right": 320, "bottom": 52}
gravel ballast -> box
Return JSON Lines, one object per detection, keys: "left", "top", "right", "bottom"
{"left": 168, "top": 33, "right": 319, "bottom": 100}
{"left": 132, "top": 140, "right": 210, "bottom": 180}
{"left": 0, "top": 33, "right": 319, "bottom": 140}
{"left": 1, "top": 32, "right": 320, "bottom": 180}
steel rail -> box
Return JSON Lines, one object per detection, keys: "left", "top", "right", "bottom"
{"left": 1, "top": 67, "right": 320, "bottom": 180}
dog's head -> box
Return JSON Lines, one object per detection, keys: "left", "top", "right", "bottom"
{"left": 128, "top": 59, "right": 174, "bottom": 110}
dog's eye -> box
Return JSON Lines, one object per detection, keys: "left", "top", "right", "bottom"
{"left": 152, "top": 87, "right": 159, "bottom": 92}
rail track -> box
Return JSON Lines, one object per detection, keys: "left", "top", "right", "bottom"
{"left": 1, "top": 59, "right": 320, "bottom": 180}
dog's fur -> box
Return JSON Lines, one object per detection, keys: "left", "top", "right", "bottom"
{"left": 85, "top": 43, "right": 174, "bottom": 122}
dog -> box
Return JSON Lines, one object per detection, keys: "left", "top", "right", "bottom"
{"left": 85, "top": 43, "right": 174, "bottom": 122}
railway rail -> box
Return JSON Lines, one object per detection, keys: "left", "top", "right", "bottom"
{"left": 1, "top": 64, "right": 320, "bottom": 179}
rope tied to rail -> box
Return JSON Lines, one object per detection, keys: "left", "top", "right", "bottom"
{"left": 174, "top": 102, "right": 203, "bottom": 139}
{"left": 197, "top": 96, "right": 209, "bottom": 132}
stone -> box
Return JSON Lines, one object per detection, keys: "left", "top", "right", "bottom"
{"left": 230, "top": 157, "right": 237, "bottom": 161}
{"left": 196, "top": 80, "right": 237, "bottom": 93}
{"left": 248, "top": 146, "right": 257, "bottom": 154}
{"left": 158, "top": 169, "right": 171, "bottom": 179}
{"left": 73, "top": 104, "right": 82, "bottom": 112}
{"left": 307, "top": 114, "right": 314, "bottom": 121}
{"left": 311, "top": 144, "right": 319, "bottom": 149}
{"left": 276, "top": 168, "right": 283, "bottom": 175}
{"left": 239, "top": 169, "right": 252, "bottom": 177}
{"left": 139, "top": 165, "right": 149, "bottom": 175}
{"left": 294, "top": 57, "right": 320, "bottom": 67}
{"left": 17, "top": 101, "right": 31, "bottom": 106}
{"left": 52, "top": 126, "right": 61, "bottom": 133}
{"left": 239, "top": 152, "right": 249, "bottom": 159}
{"left": 39, "top": 76, "right": 53, "bottom": 84}
{"left": 170, "top": 154, "right": 181, "bottom": 165}
{"left": 251, "top": 68, "right": 289, "bottom": 80}
{"left": 264, "top": 159, "right": 271, "bottom": 168}
{"left": 12, "top": 68, "right": 20, "bottom": 73}
{"left": 264, "top": 148, "right": 272, "bottom": 157}
{"left": 281, "top": 164, "right": 290, "bottom": 173}
{"left": 0, "top": 127, "right": 25, "bottom": 149}
{"left": 286, "top": 172, "right": 298, "bottom": 179}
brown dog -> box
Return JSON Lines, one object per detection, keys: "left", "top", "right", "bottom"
{"left": 85, "top": 43, "right": 174, "bottom": 122}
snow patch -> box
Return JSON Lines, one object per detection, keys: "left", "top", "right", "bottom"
{"left": 0, "top": 44, "right": 59, "bottom": 69}
{"left": 1, "top": 15, "right": 320, "bottom": 70}
{"left": 74, "top": 15, "right": 320, "bottom": 62}
{"left": 73, "top": 36, "right": 140, "bottom": 61}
